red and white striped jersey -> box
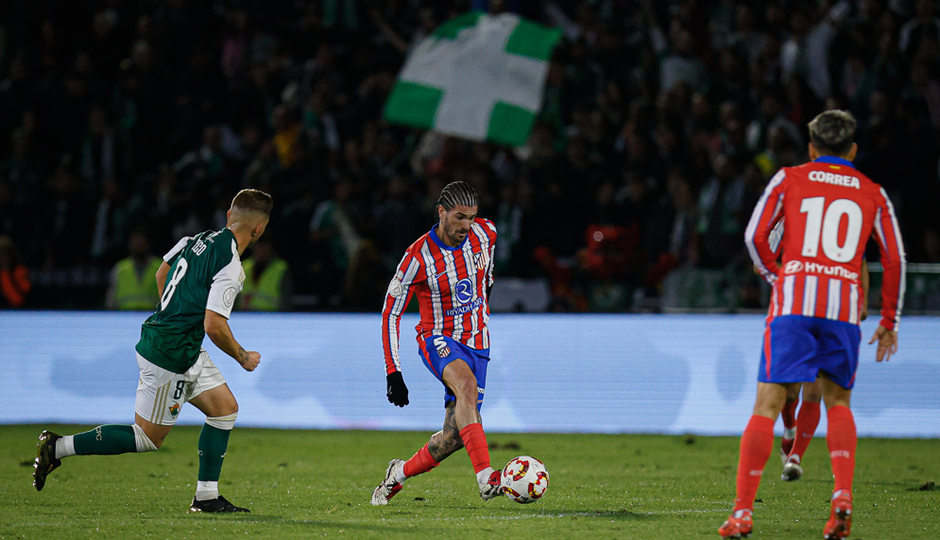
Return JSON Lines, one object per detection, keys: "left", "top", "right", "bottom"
{"left": 382, "top": 218, "right": 497, "bottom": 374}
{"left": 745, "top": 156, "right": 906, "bottom": 330}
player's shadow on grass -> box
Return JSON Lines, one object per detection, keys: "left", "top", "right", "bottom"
{"left": 464, "top": 507, "right": 662, "bottom": 521}
{"left": 574, "top": 509, "right": 660, "bottom": 521}
{"left": 210, "top": 514, "right": 432, "bottom": 533}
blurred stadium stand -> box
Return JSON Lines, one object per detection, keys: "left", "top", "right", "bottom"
{"left": 1, "top": 1, "right": 940, "bottom": 313}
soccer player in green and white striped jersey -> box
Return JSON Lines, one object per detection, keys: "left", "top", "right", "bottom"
{"left": 32, "top": 189, "right": 273, "bottom": 513}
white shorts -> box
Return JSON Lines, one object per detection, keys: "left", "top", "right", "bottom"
{"left": 135, "top": 349, "right": 226, "bottom": 426}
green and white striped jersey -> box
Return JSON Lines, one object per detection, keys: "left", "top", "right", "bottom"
{"left": 135, "top": 228, "right": 245, "bottom": 373}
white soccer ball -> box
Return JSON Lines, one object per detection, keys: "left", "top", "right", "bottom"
{"left": 501, "top": 455, "right": 549, "bottom": 504}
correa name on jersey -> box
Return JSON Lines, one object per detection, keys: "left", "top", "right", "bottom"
{"left": 807, "top": 170, "right": 861, "bottom": 189}
{"left": 382, "top": 218, "right": 497, "bottom": 374}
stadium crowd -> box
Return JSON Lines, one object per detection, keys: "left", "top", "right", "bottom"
{"left": 1, "top": 0, "right": 939, "bottom": 311}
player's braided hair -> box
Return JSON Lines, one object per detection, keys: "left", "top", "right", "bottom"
{"left": 231, "top": 189, "right": 274, "bottom": 216}
{"left": 808, "top": 110, "right": 856, "bottom": 156}
{"left": 437, "top": 181, "right": 478, "bottom": 211}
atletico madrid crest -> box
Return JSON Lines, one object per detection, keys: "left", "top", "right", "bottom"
{"left": 434, "top": 336, "right": 451, "bottom": 357}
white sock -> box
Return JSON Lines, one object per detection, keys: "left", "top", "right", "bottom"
{"left": 55, "top": 436, "right": 76, "bottom": 460}
{"left": 394, "top": 468, "right": 407, "bottom": 484}
{"left": 476, "top": 466, "right": 494, "bottom": 485}
{"left": 195, "top": 481, "right": 219, "bottom": 501}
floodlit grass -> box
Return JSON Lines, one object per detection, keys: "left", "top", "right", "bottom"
{"left": 1, "top": 425, "right": 937, "bottom": 539}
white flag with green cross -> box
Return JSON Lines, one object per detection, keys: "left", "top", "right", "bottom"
{"left": 383, "top": 11, "right": 562, "bottom": 147}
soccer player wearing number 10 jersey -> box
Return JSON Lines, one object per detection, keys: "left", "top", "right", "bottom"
{"left": 719, "top": 110, "right": 906, "bottom": 540}
{"left": 32, "top": 189, "right": 273, "bottom": 514}
{"left": 371, "top": 181, "right": 503, "bottom": 505}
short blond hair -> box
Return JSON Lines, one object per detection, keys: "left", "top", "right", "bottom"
{"left": 231, "top": 189, "right": 273, "bottom": 216}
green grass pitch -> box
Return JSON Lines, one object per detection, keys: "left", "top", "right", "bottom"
{"left": 1, "top": 425, "right": 937, "bottom": 539}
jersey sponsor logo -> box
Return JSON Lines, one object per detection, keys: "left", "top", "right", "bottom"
{"left": 192, "top": 239, "right": 208, "bottom": 255}
{"left": 387, "top": 278, "right": 405, "bottom": 297}
{"left": 223, "top": 287, "right": 237, "bottom": 307}
{"left": 803, "top": 262, "right": 859, "bottom": 280}
{"left": 808, "top": 170, "right": 861, "bottom": 189}
{"left": 454, "top": 277, "right": 474, "bottom": 304}
{"left": 445, "top": 296, "right": 483, "bottom": 316}
{"left": 169, "top": 403, "right": 181, "bottom": 417}
{"left": 783, "top": 260, "right": 858, "bottom": 280}
{"left": 433, "top": 337, "right": 451, "bottom": 357}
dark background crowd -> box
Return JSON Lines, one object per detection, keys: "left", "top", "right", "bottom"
{"left": 1, "top": 0, "right": 939, "bottom": 312}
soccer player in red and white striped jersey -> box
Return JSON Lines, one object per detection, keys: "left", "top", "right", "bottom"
{"left": 371, "top": 181, "right": 502, "bottom": 505}
{"left": 720, "top": 110, "right": 906, "bottom": 540}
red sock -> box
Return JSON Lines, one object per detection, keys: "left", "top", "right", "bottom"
{"left": 402, "top": 443, "right": 441, "bottom": 478}
{"left": 734, "top": 415, "right": 775, "bottom": 512}
{"left": 781, "top": 400, "right": 798, "bottom": 430}
{"left": 459, "top": 423, "right": 491, "bottom": 473}
{"left": 826, "top": 406, "right": 856, "bottom": 495}
{"left": 790, "top": 401, "right": 821, "bottom": 460}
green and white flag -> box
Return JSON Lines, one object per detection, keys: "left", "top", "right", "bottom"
{"left": 383, "top": 11, "right": 562, "bottom": 147}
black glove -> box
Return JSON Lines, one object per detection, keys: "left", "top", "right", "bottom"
{"left": 386, "top": 371, "right": 409, "bottom": 407}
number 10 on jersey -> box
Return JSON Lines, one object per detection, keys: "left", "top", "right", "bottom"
{"left": 799, "top": 197, "right": 863, "bottom": 263}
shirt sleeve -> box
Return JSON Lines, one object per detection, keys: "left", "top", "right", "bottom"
{"left": 871, "top": 187, "right": 907, "bottom": 331}
{"left": 163, "top": 236, "right": 193, "bottom": 263}
{"left": 381, "top": 249, "right": 424, "bottom": 374}
{"left": 206, "top": 239, "right": 245, "bottom": 319}
{"left": 744, "top": 169, "right": 787, "bottom": 283}
{"left": 484, "top": 220, "right": 497, "bottom": 287}
{"left": 768, "top": 217, "right": 785, "bottom": 256}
